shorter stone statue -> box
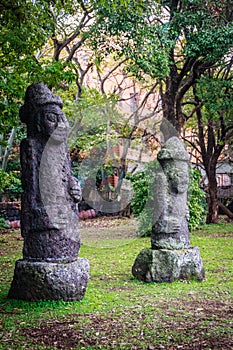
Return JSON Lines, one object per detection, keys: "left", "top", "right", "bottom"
{"left": 132, "top": 137, "right": 204, "bottom": 283}
{"left": 152, "top": 136, "right": 190, "bottom": 250}
{"left": 8, "top": 83, "right": 89, "bottom": 301}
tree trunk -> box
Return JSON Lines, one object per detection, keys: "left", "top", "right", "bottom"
{"left": 160, "top": 85, "right": 181, "bottom": 141}
{"left": 1, "top": 127, "right": 16, "bottom": 171}
{"left": 218, "top": 201, "right": 233, "bottom": 219}
{"left": 160, "top": 53, "right": 181, "bottom": 139}
{"left": 160, "top": 62, "right": 189, "bottom": 138}
{"left": 206, "top": 171, "right": 219, "bottom": 224}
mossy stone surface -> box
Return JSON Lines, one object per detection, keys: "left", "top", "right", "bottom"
{"left": 8, "top": 258, "right": 89, "bottom": 301}
{"left": 132, "top": 247, "right": 205, "bottom": 283}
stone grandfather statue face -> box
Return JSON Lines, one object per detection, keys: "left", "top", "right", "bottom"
{"left": 163, "top": 160, "right": 189, "bottom": 194}
{"left": 38, "top": 104, "right": 69, "bottom": 144}
{"left": 158, "top": 136, "right": 190, "bottom": 194}
{"left": 19, "top": 82, "right": 69, "bottom": 143}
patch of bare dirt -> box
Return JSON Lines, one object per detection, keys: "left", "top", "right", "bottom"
{"left": 0, "top": 228, "right": 19, "bottom": 235}
{"left": 80, "top": 216, "right": 131, "bottom": 228}
{"left": 79, "top": 217, "right": 138, "bottom": 246}
{"left": 21, "top": 298, "right": 233, "bottom": 349}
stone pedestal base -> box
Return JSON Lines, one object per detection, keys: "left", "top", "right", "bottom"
{"left": 8, "top": 258, "right": 89, "bottom": 301}
{"left": 132, "top": 247, "right": 204, "bottom": 283}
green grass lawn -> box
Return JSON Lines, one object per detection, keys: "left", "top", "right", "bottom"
{"left": 0, "top": 219, "right": 232, "bottom": 349}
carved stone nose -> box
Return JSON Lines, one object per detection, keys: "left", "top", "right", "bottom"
{"left": 57, "top": 122, "right": 66, "bottom": 129}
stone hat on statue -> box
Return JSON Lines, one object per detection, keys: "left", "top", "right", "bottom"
{"left": 19, "top": 82, "right": 63, "bottom": 124}
{"left": 158, "top": 136, "right": 189, "bottom": 161}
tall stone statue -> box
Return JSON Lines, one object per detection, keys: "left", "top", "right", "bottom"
{"left": 8, "top": 83, "right": 89, "bottom": 301}
{"left": 132, "top": 136, "right": 204, "bottom": 283}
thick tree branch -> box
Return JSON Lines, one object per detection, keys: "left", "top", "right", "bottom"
{"left": 126, "top": 82, "right": 160, "bottom": 125}
{"left": 207, "top": 120, "right": 215, "bottom": 157}
{"left": 100, "top": 57, "right": 129, "bottom": 94}
{"left": 218, "top": 202, "right": 233, "bottom": 219}
{"left": 182, "top": 136, "right": 201, "bottom": 157}
{"left": 193, "top": 84, "right": 208, "bottom": 170}
{"left": 53, "top": 12, "right": 91, "bottom": 61}
{"left": 177, "top": 57, "right": 197, "bottom": 85}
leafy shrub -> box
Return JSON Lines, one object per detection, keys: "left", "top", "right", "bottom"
{"left": 188, "top": 168, "right": 207, "bottom": 230}
{"left": 136, "top": 206, "right": 154, "bottom": 237}
{"left": 128, "top": 160, "right": 158, "bottom": 236}
{"left": 0, "top": 217, "right": 10, "bottom": 229}
{"left": 0, "top": 169, "right": 22, "bottom": 201}
{"left": 128, "top": 171, "right": 148, "bottom": 217}
{"left": 129, "top": 162, "right": 207, "bottom": 236}
{"left": 128, "top": 160, "right": 158, "bottom": 216}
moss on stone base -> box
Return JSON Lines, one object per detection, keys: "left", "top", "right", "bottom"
{"left": 132, "top": 247, "right": 204, "bottom": 283}
{"left": 8, "top": 258, "right": 89, "bottom": 301}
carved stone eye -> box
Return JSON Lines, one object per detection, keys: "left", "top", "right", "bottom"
{"left": 46, "top": 113, "right": 57, "bottom": 123}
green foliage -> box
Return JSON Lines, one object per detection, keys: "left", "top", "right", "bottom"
{"left": 136, "top": 206, "right": 154, "bottom": 237}
{"left": 59, "top": 86, "right": 118, "bottom": 141}
{"left": 0, "top": 1, "right": 56, "bottom": 133}
{"left": 188, "top": 168, "right": 207, "bottom": 230}
{"left": 185, "top": 64, "right": 233, "bottom": 225}
{"left": 0, "top": 1, "right": 86, "bottom": 151}
{"left": 93, "top": 1, "right": 171, "bottom": 79}
{"left": 128, "top": 160, "right": 158, "bottom": 217}
{"left": 0, "top": 217, "right": 10, "bottom": 229}
{"left": 128, "top": 160, "right": 158, "bottom": 236}
{"left": 0, "top": 126, "right": 23, "bottom": 199}
{"left": 94, "top": 0, "right": 233, "bottom": 81}
{"left": 172, "top": 1, "right": 233, "bottom": 62}
{"left": 128, "top": 172, "right": 147, "bottom": 216}
{"left": 0, "top": 169, "right": 11, "bottom": 193}
{"left": 197, "top": 76, "right": 233, "bottom": 121}
{"left": 0, "top": 169, "right": 22, "bottom": 201}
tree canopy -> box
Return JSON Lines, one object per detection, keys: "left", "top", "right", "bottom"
{"left": 0, "top": 0, "right": 233, "bottom": 223}
{"left": 94, "top": 0, "right": 233, "bottom": 130}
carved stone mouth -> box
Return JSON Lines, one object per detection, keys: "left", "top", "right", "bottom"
{"left": 53, "top": 132, "right": 66, "bottom": 137}
{"left": 51, "top": 131, "right": 68, "bottom": 141}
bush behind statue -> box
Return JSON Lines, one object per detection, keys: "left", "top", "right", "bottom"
{"left": 129, "top": 163, "right": 207, "bottom": 236}
{"left": 188, "top": 168, "right": 207, "bottom": 230}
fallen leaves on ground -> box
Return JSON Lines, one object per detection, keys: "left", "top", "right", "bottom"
{"left": 21, "top": 298, "right": 233, "bottom": 349}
